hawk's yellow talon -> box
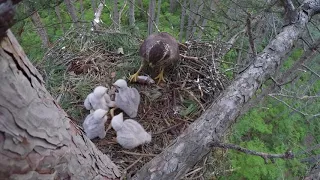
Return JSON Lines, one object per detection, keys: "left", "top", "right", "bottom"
{"left": 129, "top": 73, "right": 139, "bottom": 82}
{"left": 129, "top": 64, "right": 144, "bottom": 82}
{"left": 154, "top": 68, "right": 165, "bottom": 84}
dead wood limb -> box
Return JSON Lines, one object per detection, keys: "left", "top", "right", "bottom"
{"left": 153, "top": 123, "right": 184, "bottom": 136}
{"left": 178, "top": 42, "right": 188, "bottom": 50}
{"left": 241, "top": 38, "right": 320, "bottom": 116}
{"left": 246, "top": 13, "right": 257, "bottom": 58}
{"left": 120, "top": 151, "right": 158, "bottom": 157}
{"left": 302, "top": 64, "right": 320, "bottom": 78}
{"left": 92, "top": 3, "right": 104, "bottom": 30}
{"left": 209, "top": 141, "right": 294, "bottom": 163}
{"left": 121, "top": 157, "right": 143, "bottom": 180}
{"left": 269, "top": 94, "right": 309, "bottom": 116}
{"left": 133, "top": 1, "right": 320, "bottom": 179}
{"left": 180, "top": 54, "right": 199, "bottom": 61}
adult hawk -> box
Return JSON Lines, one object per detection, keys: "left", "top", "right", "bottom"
{"left": 129, "top": 32, "right": 180, "bottom": 84}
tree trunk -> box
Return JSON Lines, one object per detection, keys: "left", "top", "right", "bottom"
{"left": 197, "top": 0, "right": 215, "bottom": 40}
{"left": 112, "top": 0, "right": 120, "bottom": 30}
{"left": 179, "top": 0, "right": 187, "bottom": 42}
{"left": 30, "top": 11, "right": 51, "bottom": 48}
{"left": 156, "top": 0, "right": 161, "bottom": 27}
{"left": 91, "top": 0, "right": 96, "bottom": 13}
{"left": 0, "top": 30, "right": 120, "bottom": 179}
{"left": 169, "top": 0, "right": 176, "bottom": 13}
{"left": 129, "top": 0, "right": 135, "bottom": 27}
{"left": 147, "top": 0, "right": 156, "bottom": 35}
{"left": 137, "top": 0, "right": 144, "bottom": 17}
{"left": 133, "top": 1, "right": 320, "bottom": 179}
{"left": 191, "top": 0, "right": 204, "bottom": 36}
{"left": 92, "top": 3, "right": 104, "bottom": 30}
{"left": 54, "top": 4, "right": 66, "bottom": 34}
{"left": 64, "top": 0, "right": 80, "bottom": 27}
{"left": 185, "top": 0, "right": 196, "bottom": 40}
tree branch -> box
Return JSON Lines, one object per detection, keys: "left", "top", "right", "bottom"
{"left": 133, "top": 1, "right": 320, "bottom": 179}
{"left": 246, "top": 13, "right": 257, "bottom": 58}
{"left": 209, "top": 141, "right": 294, "bottom": 163}
{"left": 241, "top": 38, "right": 320, "bottom": 116}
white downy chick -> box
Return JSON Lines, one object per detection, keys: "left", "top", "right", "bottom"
{"left": 111, "top": 113, "right": 151, "bottom": 149}
{"left": 83, "top": 109, "right": 108, "bottom": 139}
{"left": 84, "top": 86, "right": 115, "bottom": 112}
{"left": 113, "top": 79, "right": 140, "bottom": 118}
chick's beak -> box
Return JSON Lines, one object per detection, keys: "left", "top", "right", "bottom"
{"left": 112, "top": 84, "right": 119, "bottom": 93}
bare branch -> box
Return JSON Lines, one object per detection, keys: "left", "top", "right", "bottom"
{"left": 246, "top": 13, "right": 257, "bottom": 58}
{"left": 92, "top": 3, "right": 104, "bottom": 31}
{"left": 209, "top": 141, "right": 294, "bottom": 163}
{"left": 302, "top": 64, "right": 320, "bottom": 78}
{"left": 269, "top": 94, "right": 309, "bottom": 116}
{"left": 241, "top": 38, "right": 320, "bottom": 115}
{"left": 268, "top": 93, "right": 320, "bottom": 100}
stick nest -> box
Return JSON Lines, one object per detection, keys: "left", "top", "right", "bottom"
{"left": 40, "top": 29, "right": 231, "bottom": 179}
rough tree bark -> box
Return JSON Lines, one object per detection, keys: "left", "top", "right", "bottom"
{"left": 64, "top": 0, "right": 80, "bottom": 27}
{"left": 133, "top": 0, "right": 320, "bottom": 179}
{"left": 29, "top": 10, "right": 51, "bottom": 48}
{"left": 0, "top": 30, "right": 120, "bottom": 179}
{"left": 129, "top": 0, "right": 135, "bottom": 27}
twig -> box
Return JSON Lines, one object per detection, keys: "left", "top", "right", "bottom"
{"left": 153, "top": 123, "right": 184, "bottom": 136}
{"left": 120, "top": 151, "right": 157, "bottom": 157}
{"left": 302, "top": 64, "right": 320, "bottom": 78}
{"left": 120, "top": 157, "right": 143, "bottom": 180}
{"left": 209, "top": 141, "right": 294, "bottom": 163}
{"left": 269, "top": 93, "right": 320, "bottom": 100}
{"left": 178, "top": 42, "right": 188, "bottom": 50}
{"left": 180, "top": 54, "right": 199, "bottom": 61}
{"left": 184, "top": 167, "right": 203, "bottom": 178}
{"left": 269, "top": 94, "right": 308, "bottom": 116}
{"left": 240, "top": 38, "right": 320, "bottom": 116}
{"left": 181, "top": 89, "right": 205, "bottom": 112}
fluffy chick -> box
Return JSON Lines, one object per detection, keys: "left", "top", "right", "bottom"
{"left": 83, "top": 109, "right": 108, "bottom": 139}
{"left": 84, "top": 86, "right": 115, "bottom": 112}
{"left": 113, "top": 79, "right": 140, "bottom": 118}
{"left": 111, "top": 112, "right": 151, "bottom": 149}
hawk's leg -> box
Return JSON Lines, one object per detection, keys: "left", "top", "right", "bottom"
{"left": 129, "top": 62, "right": 145, "bottom": 82}
{"left": 154, "top": 68, "right": 165, "bottom": 84}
